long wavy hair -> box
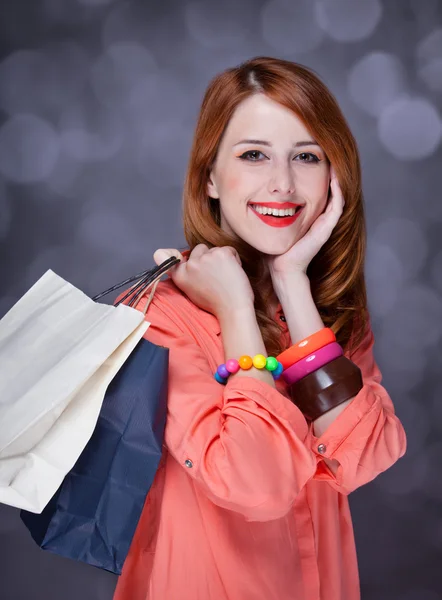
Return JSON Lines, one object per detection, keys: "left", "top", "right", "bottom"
{"left": 180, "top": 56, "right": 368, "bottom": 359}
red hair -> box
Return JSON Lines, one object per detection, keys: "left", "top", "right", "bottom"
{"left": 180, "top": 56, "right": 368, "bottom": 359}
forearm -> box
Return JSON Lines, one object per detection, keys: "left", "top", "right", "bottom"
{"left": 217, "top": 306, "right": 276, "bottom": 388}
{"left": 274, "top": 273, "right": 356, "bottom": 441}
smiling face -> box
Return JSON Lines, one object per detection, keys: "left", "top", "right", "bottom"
{"left": 207, "top": 93, "right": 331, "bottom": 255}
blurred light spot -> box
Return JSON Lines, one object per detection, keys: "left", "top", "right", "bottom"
{"left": 372, "top": 217, "right": 428, "bottom": 280}
{"left": 90, "top": 42, "right": 156, "bottom": 111}
{"left": 135, "top": 118, "right": 191, "bottom": 188}
{"left": 375, "top": 329, "right": 426, "bottom": 393}
{"left": 378, "top": 96, "right": 442, "bottom": 160}
{"left": 348, "top": 52, "right": 407, "bottom": 118}
{"left": 417, "top": 28, "right": 442, "bottom": 93}
{"left": 382, "top": 283, "right": 442, "bottom": 351}
{"left": 61, "top": 129, "right": 122, "bottom": 162}
{"left": 0, "top": 114, "right": 60, "bottom": 183}
{"left": 0, "top": 44, "right": 88, "bottom": 117}
{"left": 77, "top": 209, "right": 142, "bottom": 255}
{"left": 418, "top": 58, "right": 442, "bottom": 94}
{"left": 365, "top": 241, "right": 405, "bottom": 318}
{"left": 0, "top": 178, "right": 12, "bottom": 240}
{"left": 44, "top": 149, "right": 83, "bottom": 198}
{"left": 128, "top": 70, "right": 195, "bottom": 127}
{"left": 185, "top": 0, "right": 257, "bottom": 49}
{"left": 261, "top": 0, "right": 324, "bottom": 54}
{"left": 59, "top": 104, "right": 123, "bottom": 162}
{"left": 315, "top": 0, "right": 382, "bottom": 42}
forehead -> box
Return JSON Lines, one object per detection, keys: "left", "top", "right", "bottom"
{"left": 223, "top": 93, "right": 311, "bottom": 140}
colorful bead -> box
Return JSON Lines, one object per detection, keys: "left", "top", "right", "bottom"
{"left": 214, "top": 355, "right": 284, "bottom": 384}
{"left": 225, "top": 358, "right": 240, "bottom": 373}
{"left": 252, "top": 354, "right": 267, "bottom": 369}
{"left": 217, "top": 364, "right": 230, "bottom": 379}
{"left": 272, "top": 362, "right": 284, "bottom": 380}
{"left": 273, "top": 360, "right": 284, "bottom": 379}
{"left": 238, "top": 355, "right": 253, "bottom": 370}
{"left": 265, "top": 356, "right": 278, "bottom": 371}
{"left": 214, "top": 371, "right": 227, "bottom": 384}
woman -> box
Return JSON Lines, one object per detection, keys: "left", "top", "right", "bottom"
{"left": 113, "top": 56, "right": 407, "bottom": 600}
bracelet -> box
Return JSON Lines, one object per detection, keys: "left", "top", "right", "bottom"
{"left": 290, "top": 356, "right": 363, "bottom": 421}
{"left": 281, "top": 342, "right": 344, "bottom": 385}
{"left": 276, "top": 327, "right": 336, "bottom": 370}
{"left": 214, "top": 354, "right": 284, "bottom": 385}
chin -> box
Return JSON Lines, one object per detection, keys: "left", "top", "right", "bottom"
{"left": 249, "top": 238, "right": 296, "bottom": 256}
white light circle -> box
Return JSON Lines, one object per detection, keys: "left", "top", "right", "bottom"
{"left": 372, "top": 217, "right": 428, "bottom": 280}
{"left": 348, "top": 52, "right": 407, "bottom": 117}
{"left": 315, "top": 0, "right": 382, "bottom": 42}
{"left": 417, "top": 28, "right": 442, "bottom": 93}
{"left": 185, "top": 0, "right": 257, "bottom": 49}
{"left": 0, "top": 114, "right": 60, "bottom": 183}
{"left": 365, "top": 241, "right": 405, "bottom": 318}
{"left": 378, "top": 97, "right": 442, "bottom": 160}
{"left": 261, "top": 0, "right": 324, "bottom": 54}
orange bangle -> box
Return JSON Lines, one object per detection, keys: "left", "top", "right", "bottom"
{"left": 276, "top": 327, "right": 336, "bottom": 370}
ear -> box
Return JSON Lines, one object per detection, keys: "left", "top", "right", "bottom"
{"left": 207, "top": 170, "right": 220, "bottom": 199}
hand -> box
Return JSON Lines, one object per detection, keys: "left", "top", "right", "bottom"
{"left": 153, "top": 244, "right": 255, "bottom": 318}
{"left": 266, "top": 166, "right": 345, "bottom": 279}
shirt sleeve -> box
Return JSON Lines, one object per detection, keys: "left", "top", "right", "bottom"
{"left": 127, "top": 291, "right": 319, "bottom": 522}
{"left": 308, "top": 317, "right": 407, "bottom": 495}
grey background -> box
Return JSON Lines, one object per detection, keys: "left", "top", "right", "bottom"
{"left": 0, "top": 0, "right": 441, "bottom": 599}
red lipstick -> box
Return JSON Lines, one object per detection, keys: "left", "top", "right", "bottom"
{"left": 248, "top": 203, "right": 304, "bottom": 228}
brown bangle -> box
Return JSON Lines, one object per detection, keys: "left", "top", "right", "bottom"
{"left": 290, "top": 356, "right": 363, "bottom": 421}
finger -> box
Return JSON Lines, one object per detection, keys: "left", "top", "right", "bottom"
{"left": 230, "top": 247, "right": 242, "bottom": 266}
{"left": 216, "top": 245, "right": 242, "bottom": 265}
{"left": 153, "top": 248, "right": 184, "bottom": 266}
{"left": 189, "top": 243, "right": 210, "bottom": 261}
{"left": 330, "top": 176, "right": 345, "bottom": 210}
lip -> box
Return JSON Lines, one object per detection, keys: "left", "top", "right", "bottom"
{"left": 248, "top": 201, "right": 302, "bottom": 209}
{"left": 249, "top": 204, "right": 304, "bottom": 228}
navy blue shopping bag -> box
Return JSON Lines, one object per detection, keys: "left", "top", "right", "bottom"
{"left": 20, "top": 336, "right": 169, "bottom": 575}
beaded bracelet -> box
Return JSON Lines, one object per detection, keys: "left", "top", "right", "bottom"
{"left": 214, "top": 354, "right": 284, "bottom": 385}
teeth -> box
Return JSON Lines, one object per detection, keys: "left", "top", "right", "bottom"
{"left": 251, "top": 204, "right": 299, "bottom": 217}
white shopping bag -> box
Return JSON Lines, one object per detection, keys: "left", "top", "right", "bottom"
{"left": 0, "top": 269, "right": 152, "bottom": 513}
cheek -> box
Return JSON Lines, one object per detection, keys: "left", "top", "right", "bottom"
{"left": 224, "top": 174, "right": 241, "bottom": 192}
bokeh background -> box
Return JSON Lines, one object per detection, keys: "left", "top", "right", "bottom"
{"left": 0, "top": 0, "right": 441, "bottom": 598}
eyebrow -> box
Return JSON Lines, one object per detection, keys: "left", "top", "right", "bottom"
{"left": 233, "top": 139, "right": 321, "bottom": 148}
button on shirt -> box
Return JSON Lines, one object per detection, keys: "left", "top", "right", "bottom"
{"left": 113, "top": 278, "right": 407, "bottom": 600}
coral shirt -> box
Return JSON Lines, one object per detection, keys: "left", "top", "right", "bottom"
{"left": 113, "top": 277, "right": 406, "bottom": 600}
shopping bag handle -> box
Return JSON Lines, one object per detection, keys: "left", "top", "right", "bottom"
{"left": 91, "top": 256, "right": 181, "bottom": 314}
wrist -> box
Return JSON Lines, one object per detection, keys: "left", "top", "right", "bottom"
{"left": 275, "top": 275, "right": 324, "bottom": 343}
{"left": 272, "top": 271, "right": 311, "bottom": 305}
{"left": 216, "top": 302, "right": 256, "bottom": 326}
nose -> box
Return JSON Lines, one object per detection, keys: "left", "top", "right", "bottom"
{"left": 268, "top": 160, "right": 295, "bottom": 196}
